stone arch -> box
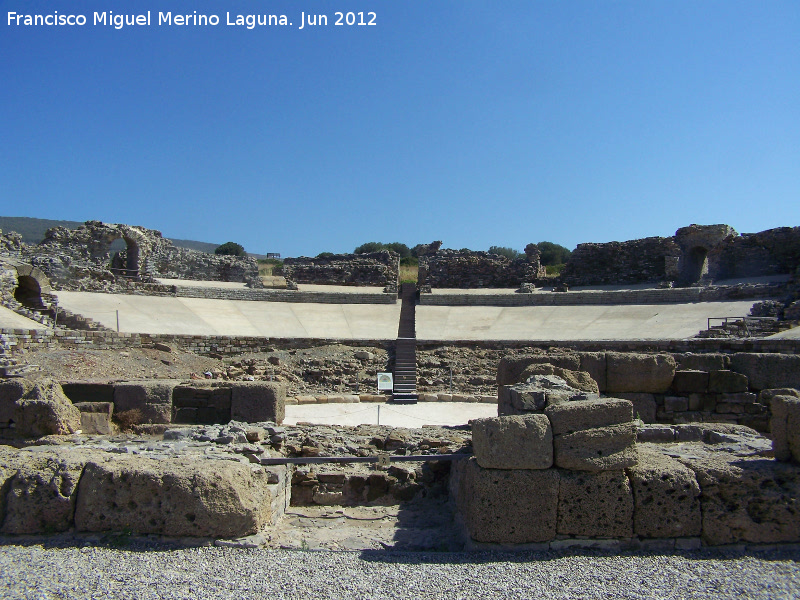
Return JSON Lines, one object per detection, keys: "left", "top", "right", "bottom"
{"left": 681, "top": 246, "right": 709, "bottom": 284}
{"left": 12, "top": 264, "right": 51, "bottom": 309}
{"left": 110, "top": 228, "right": 149, "bottom": 277}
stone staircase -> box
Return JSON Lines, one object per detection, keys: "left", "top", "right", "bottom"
{"left": 392, "top": 283, "right": 418, "bottom": 403}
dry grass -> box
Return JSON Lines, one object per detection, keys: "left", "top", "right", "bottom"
{"left": 399, "top": 264, "right": 418, "bottom": 283}
{"left": 113, "top": 408, "right": 143, "bottom": 432}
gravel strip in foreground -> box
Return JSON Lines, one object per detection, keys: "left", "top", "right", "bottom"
{"left": 2, "top": 542, "right": 800, "bottom": 600}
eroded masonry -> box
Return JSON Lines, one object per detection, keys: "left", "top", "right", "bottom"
{"left": 0, "top": 220, "right": 799, "bottom": 549}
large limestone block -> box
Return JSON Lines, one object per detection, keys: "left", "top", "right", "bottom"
{"left": 729, "top": 353, "right": 800, "bottom": 391}
{"left": 612, "top": 393, "right": 657, "bottom": 423}
{"left": 1, "top": 448, "right": 101, "bottom": 534}
{"left": 74, "top": 402, "right": 113, "bottom": 435}
{"left": 74, "top": 457, "right": 276, "bottom": 537}
{"left": 626, "top": 447, "right": 701, "bottom": 538}
{"left": 450, "top": 457, "right": 559, "bottom": 543}
{"left": 708, "top": 370, "right": 749, "bottom": 394}
{"left": 771, "top": 395, "right": 800, "bottom": 462}
{"left": 497, "top": 354, "right": 581, "bottom": 386}
{"left": 519, "top": 364, "right": 599, "bottom": 394}
{"left": 678, "top": 453, "right": 800, "bottom": 545}
{"left": 113, "top": 380, "right": 179, "bottom": 424}
{"left": 606, "top": 353, "right": 676, "bottom": 394}
{"left": 471, "top": 415, "right": 552, "bottom": 470}
{"left": 553, "top": 423, "right": 638, "bottom": 472}
{"left": 0, "top": 379, "right": 80, "bottom": 437}
{"left": 498, "top": 375, "right": 594, "bottom": 416}
{"left": 230, "top": 382, "right": 286, "bottom": 424}
{"left": 577, "top": 352, "right": 607, "bottom": 392}
{"left": 557, "top": 470, "right": 633, "bottom": 538}
{"left": 673, "top": 353, "right": 727, "bottom": 372}
{"left": 545, "top": 398, "right": 633, "bottom": 436}
{"left": 672, "top": 370, "right": 709, "bottom": 394}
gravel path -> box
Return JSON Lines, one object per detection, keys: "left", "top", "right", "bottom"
{"left": 2, "top": 543, "right": 800, "bottom": 599}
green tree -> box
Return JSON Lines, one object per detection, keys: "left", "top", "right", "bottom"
{"left": 214, "top": 242, "right": 246, "bottom": 256}
{"left": 488, "top": 246, "right": 522, "bottom": 260}
{"left": 354, "top": 242, "right": 411, "bottom": 258}
{"left": 534, "top": 241, "right": 572, "bottom": 266}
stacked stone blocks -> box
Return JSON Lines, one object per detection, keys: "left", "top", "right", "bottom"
{"left": 455, "top": 398, "right": 642, "bottom": 543}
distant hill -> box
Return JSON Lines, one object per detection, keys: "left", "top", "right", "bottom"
{"left": 0, "top": 216, "right": 265, "bottom": 258}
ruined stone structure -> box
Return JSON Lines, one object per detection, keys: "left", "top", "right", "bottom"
{"left": 417, "top": 246, "right": 545, "bottom": 292}
{"left": 282, "top": 251, "right": 399, "bottom": 293}
{"left": 561, "top": 225, "right": 800, "bottom": 287}
{"left": 12, "top": 221, "right": 262, "bottom": 290}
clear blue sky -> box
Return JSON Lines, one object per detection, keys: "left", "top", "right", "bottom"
{"left": 1, "top": 1, "right": 798, "bottom": 257}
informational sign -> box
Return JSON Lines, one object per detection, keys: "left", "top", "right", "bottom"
{"left": 377, "top": 372, "right": 393, "bottom": 391}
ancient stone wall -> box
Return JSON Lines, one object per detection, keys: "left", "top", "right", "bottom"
{"left": 418, "top": 248, "right": 545, "bottom": 291}
{"left": 282, "top": 252, "right": 399, "bottom": 293}
{"left": 561, "top": 225, "right": 800, "bottom": 287}
{"left": 145, "top": 246, "right": 262, "bottom": 287}
{"left": 560, "top": 237, "right": 681, "bottom": 286}
{"left": 710, "top": 227, "right": 800, "bottom": 280}
{"left": 3, "top": 221, "right": 261, "bottom": 290}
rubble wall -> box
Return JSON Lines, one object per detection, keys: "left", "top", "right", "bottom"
{"left": 560, "top": 237, "right": 680, "bottom": 286}
{"left": 282, "top": 252, "right": 399, "bottom": 292}
{"left": 418, "top": 249, "right": 544, "bottom": 291}
{"left": 561, "top": 225, "right": 800, "bottom": 287}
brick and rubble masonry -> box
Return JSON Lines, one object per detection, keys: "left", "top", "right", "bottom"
{"left": 560, "top": 225, "right": 800, "bottom": 287}
{"left": 282, "top": 252, "right": 399, "bottom": 293}
{"left": 449, "top": 411, "right": 800, "bottom": 547}
{"left": 417, "top": 248, "right": 545, "bottom": 292}
{"left": 6, "top": 220, "right": 261, "bottom": 291}
{"left": 560, "top": 236, "right": 682, "bottom": 287}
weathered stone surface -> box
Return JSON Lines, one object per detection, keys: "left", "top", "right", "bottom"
{"left": 545, "top": 398, "right": 633, "bottom": 436}
{"left": 230, "top": 382, "right": 286, "bottom": 424}
{"left": 74, "top": 402, "right": 113, "bottom": 435}
{"left": 606, "top": 353, "right": 676, "bottom": 394}
{"left": 708, "top": 370, "right": 749, "bottom": 394}
{"left": 519, "top": 364, "right": 599, "bottom": 394}
{"left": 613, "top": 393, "right": 657, "bottom": 423}
{"left": 626, "top": 447, "right": 701, "bottom": 538}
{"left": 283, "top": 251, "right": 399, "bottom": 292}
{"left": 557, "top": 470, "right": 633, "bottom": 538}
{"left": 637, "top": 425, "right": 675, "bottom": 443}
{"left": 561, "top": 236, "right": 681, "bottom": 286}
{"left": 471, "top": 415, "right": 552, "bottom": 470}
{"left": 577, "top": 352, "right": 607, "bottom": 392}
{"left": 74, "top": 457, "right": 277, "bottom": 537}
{"left": 498, "top": 375, "right": 592, "bottom": 416}
{"left": 418, "top": 248, "right": 544, "bottom": 291}
{"left": 664, "top": 396, "right": 689, "bottom": 412}
{"left": 1, "top": 448, "right": 101, "bottom": 534}
{"left": 672, "top": 370, "right": 709, "bottom": 394}
{"left": 450, "top": 457, "right": 558, "bottom": 543}
{"left": 771, "top": 396, "right": 800, "bottom": 463}
{"left": 673, "top": 353, "right": 727, "bottom": 372}
{"left": 553, "top": 423, "right": 638, "bottom": 472}
{"left": 113, "top": 380, "right": 179, "bottom": 424}
{"left": 677, "top": 453, "right": 800, "bottom": 545}
{"left": 729, "top": 354, "right": 800, "bottom": 391}
{"left": 497, "top": 354, "right": 581, "bottom": 386}
{"left": 0, "top": 379, "right": 81, "bottom": 437}
{"left": 760, "top": 388, "right": 800, "bottom": 408}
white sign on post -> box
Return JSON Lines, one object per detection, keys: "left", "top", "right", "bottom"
{"left": 377, "top": 372, "right": 393, "bottom": 391}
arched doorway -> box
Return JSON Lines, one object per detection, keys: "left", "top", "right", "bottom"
{"left": 14, "top": 274, "right": 44, "bottom": 309}
{"left": 682, "top": 246, "right": 709, "bottom": 284}
{"left": 110, "top": 236, "right": 141, "bottom": 277}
